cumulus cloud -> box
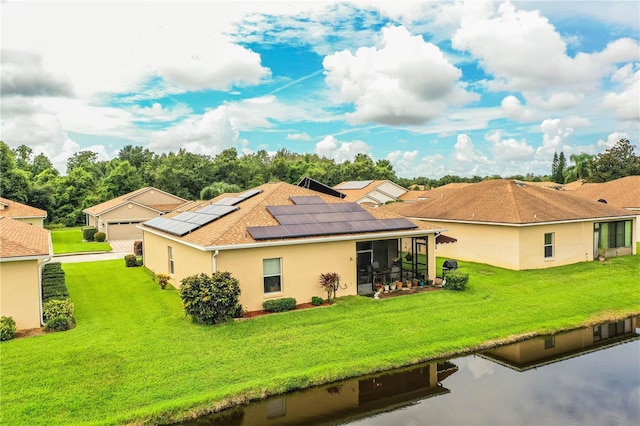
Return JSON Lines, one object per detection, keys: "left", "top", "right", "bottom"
{"left": 501, "top": 95, "right": 536, "bottom": 121}
{"left": 323, "top": 25, "right": 477, "bottom": 125}
{"left": 454, "top": 134, "right": 492, "bottom": 164}
{"left": 130, "top": 103, "right": 192, "bottom": 123}
{"left": 486, "top": 130, "right": 535, "bottom": 161}
{"left": 603, "top": 65, "right": 640, "bottom": 121}
{"left": 314, "top": 135, "right": 371, "bottom": 163}
{"left": 535, "top": 118, "right": 574, "bottom": 158}
{"left": 597, "top": 131, "right": 630, "bottom": 149}
{"left": 452, "top": 1, "right": 640, "bottom": 93}
{"left": 1, "top": 49, "right": 74, "bottom": 97}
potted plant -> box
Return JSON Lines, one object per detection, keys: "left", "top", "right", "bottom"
{"left": 390, "top": 282, "right": 397, "bottom": 291}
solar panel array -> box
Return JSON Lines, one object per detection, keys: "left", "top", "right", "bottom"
{"left": 144, "top": 189, "right": 262, "bottom": 236}
{"left": 334, "top": 180, "right": 374, "bottom": 190}
{"left": 247, "top": 196, "right": 417, "bottom": 240}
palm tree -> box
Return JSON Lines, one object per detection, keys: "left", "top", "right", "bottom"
{"left": 564, "top": 153, "right": 594, "bottom": 182}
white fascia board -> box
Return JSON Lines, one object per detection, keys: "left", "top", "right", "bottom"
{"left": 410, "top": 215, "right": 638, "bottom": 227}
{"left": 0, "top": 254, "right": 51, "bottom": 262}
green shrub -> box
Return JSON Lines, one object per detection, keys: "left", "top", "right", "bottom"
{"left": 180, "top": 272, "right": 242, "bottom": 324}
{"left": 82, "top": 226, "right": 97, "bottom": 242}
{"left": 262, "top": 297, "right": 297, "bottom": 313}
{"left": 156, "top": 273, "right": 171, "bottom": 289}
{"left": 44, "top": 223, "right": 66, "bottom": 230}
{"left": 133, "top": 240, "right": 143, "bottom": 256}
{"left": 41, "top": 262, "right": 68, "bottom": 302}
{"left": 135, "top": 257, "right": 143, "bottom": 267}
{"left": 43, "top": 299, "right": 74, "bottom": 322}
{"left": 0, "top": 316, "right": 17, "bottom": 341}
{"left": 311, "top": 296, "right": 324, "bottom": 306}
{"left": 45, "top": 316, "right": 71, "bottom": 332}
{"left": 124, "top": 254, "right": 137, "bottom": 267}
{"left": 442, "top": 269, "right": 469, "bottom": 291}
{"left": 94, "top": 232, "right": 106, "bottom": 242}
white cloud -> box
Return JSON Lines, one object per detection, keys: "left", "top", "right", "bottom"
{"left": 602, "top": 65, "right": 640, "bottom": 121}
{"left": 287, "top": 133, "right": 312, "bottom": 141}
{"left": 130, "top": 103, "right": 192, "bottom": 123}
{"left": 454, "top": 134, "right": 492, "bottom": 164}
{"left": 314, "top": 135, "right": 371, "bottom": 163}
{"left": 597, "top": 131, "right": 630, "bottom": 149}
{"left": 535, "top": 118, "right": 574, "bottom": 158}
{"left": 486, "top": 130, "right": 535, "bottom": 161}
{"left": 323, "top": 25, "right": 477, "bottom": 125}
{"left": 501, "top": 95, "right": 536, "bottom": 121}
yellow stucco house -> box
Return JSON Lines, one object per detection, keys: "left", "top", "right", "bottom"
{"left": 140, "top": 182, "right": 445, "bottom": 312}
{"left": 0, "top": 197, "right": 47, "bottom": 227}
{"left": 0, "top": 216, "right": 53, "bottom": 329}
{"left": 382, "top": 179, "right": 637, "bottom": 271}
{"left": 83, "top": 187, "right": 188, "bottom": 240}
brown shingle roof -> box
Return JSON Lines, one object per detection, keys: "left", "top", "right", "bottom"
{"left": 568, "top": 176, "right": 640, "bottom": 208}
{"left": 0, "top": 216, "right": 51, "bottom": 259}
{"left": 83, "top": 187, "right": 188, "bottom": 215}
{"left": 0, "top": 197, "right": 47, "bottom": 219}
{"left": 141, "top": 182, "right": 443, "bottom": 247}
{"left": 399, "top": 190, "right": 431, "bottom": 201}
{"left": 380, "top": 179, "right": 634, "bottom": 224}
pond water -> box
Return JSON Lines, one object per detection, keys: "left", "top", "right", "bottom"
{"left": 177, "top": 317, "right": 640, "bottom": 425}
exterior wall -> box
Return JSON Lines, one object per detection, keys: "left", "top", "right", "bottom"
{"left": 432, "top": 222, "right": 521, "bottom": 270}
{"left": 130, "top": 189, "right": 183, "bottom": 205}
{"left": 518, "top": 221, "right": 594, "bottom": 269}
{"left": 0, "top": 259, "right": 42, "bottom": 329}
{"left": 377, "top": 181, "right": 407, "bottom": 198}
{"left": 13, "top": 217, "right": 45, "bottom": 227}
{"left": 100, "top": 204, "right": 162, "bottom": 239}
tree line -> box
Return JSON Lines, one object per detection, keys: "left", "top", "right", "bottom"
{"left": 0, "top": 139, "right": 637, "bottom": 226}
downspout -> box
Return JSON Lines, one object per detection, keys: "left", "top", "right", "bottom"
{"left": 212, "top": 249, "right": 219, "bottom": 274}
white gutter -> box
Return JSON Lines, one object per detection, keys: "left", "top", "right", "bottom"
{"left": 409, "top": 215, "right": 638, "bottom": 227}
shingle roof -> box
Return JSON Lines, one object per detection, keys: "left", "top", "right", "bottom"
{"left": 568, "top": 176, "right": 640, "bottom": 209}
{"left": 380, "top": 179, "right": 634, "bottom": 224}
{"left": 0, "top": 197, "right": 47, "bottom": 219}
{"left": 141, "top": 181, "right": 443, "bottom": 247}
{"left": 83, "top": 187, "right": 188, "bottom": 215}
{"left": 0, "top": 216, "right": 51, "bottom": 259}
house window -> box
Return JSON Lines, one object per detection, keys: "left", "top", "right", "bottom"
{"left": 263, "top": 258, "right": 282, "bottom": 294}
{"left": 544, "top": 336, "right": 555, "bottom": 349}
{"left": 168, "top": 246, "right": 174, "bottom": 274}
{"left": 598, "top": 220, "right": 632, "bottom": 250}
{"left": 544, "top": 233, "right": 554, "bottom": 258}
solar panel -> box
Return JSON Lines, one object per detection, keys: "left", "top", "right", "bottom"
{"left": 290, "top": 196, "right": 325, "bottom": 205}
{"left": 239, "top": 189, "right": 263, "bottom": 200}
{"left": 334, "top": 180, "right": 374, "bottom": 190}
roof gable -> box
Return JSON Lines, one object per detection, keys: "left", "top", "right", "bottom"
{"left": 381, "top": 179, "right": 634, "bottom": 224}
{"left": 0, "top": 216, "right": 51, "bottom": 259}
{"left": 0, "top": 197, "right": 47, "bottom": 219}
{"left": 83, "top": 187, "right": 188, "bottom": 215}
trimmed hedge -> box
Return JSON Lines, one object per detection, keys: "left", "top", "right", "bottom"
{"left": 0, "top": 316, "right": 17, "bottom": 341}
{"left": 82, "top": 226, "right": 97, "bottom": 242}
{"left": 43, "top": 299, "right": 75, "bottom": 323}
{"left": 94, "top": 232, "right": 106, "bottom": 242}
{"left": 311, "top": 296, "right": 324, "bottom": 306}
{"left": 133, "top": 241, "right": 143, "bottom": 256}
{"left": 262, "top": 297, "right": 297, "bottom": 313}
{"left": 124, "top": 255, "right": 137, "bottom": 267}
{"left": 442, "top": 269, "right": 470, "bottom": 291}
{"left": 41, "top": 262, "right": 69, "bottom": 302}
{"left": 45, "top": 316, "right": 72, "bottom": 332}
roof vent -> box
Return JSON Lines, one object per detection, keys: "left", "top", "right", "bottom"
{"left": 597, "top": 199, "right": 607, "bottom": 204}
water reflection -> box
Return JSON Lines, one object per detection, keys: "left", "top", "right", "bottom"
{"left": 177, "top": 317, "right": 640, "bottom": 425}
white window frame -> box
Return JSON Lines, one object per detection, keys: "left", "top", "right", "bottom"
{"left": 263, "top": 258, "right": 282, "bottom": 294}
{"left": 544, "top": 232, "right": 554, "bottom": 259}
{"left": 168, "top": 246, "right": 174, "bottom": 274}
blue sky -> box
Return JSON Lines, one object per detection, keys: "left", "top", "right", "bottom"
{"left": 1, "top": 0, "right": 639, "bottom": 177}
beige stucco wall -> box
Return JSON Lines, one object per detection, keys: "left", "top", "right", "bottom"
{"left": 0, "top": 259, "right": 42, "bottom": 329}
{"left": 518, "top": 221, "right": 594, "bottom": 269}
{"left": 14, "top": 217, "right": 45, "bottom": 227}
{"left": 131, "top": 189, "right": 183, "bottom": 205}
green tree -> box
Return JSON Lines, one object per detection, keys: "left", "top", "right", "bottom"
{"left": 0, "top": 141, "right": 30, "bottom": 202}
{"left": 590, "top": 139, "right": 640, "bottom": 182}
{"left": 200, "top": 182, "right": 242, "bottom": 200}
{"left": 101, "top": 160, "right": 144, "bottom": 198}
{"left": 564, "top": 153, "right": 594, "bottom": 183}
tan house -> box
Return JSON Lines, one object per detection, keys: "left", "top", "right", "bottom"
{"left": 381, "top": 180, "right": 637, "bottom": 271}
{"left": 140, "top": 182, "right": 445, "bottom": 312}
{"left": 0, "top": 216, "right": 53, "bottom": 329}
{"left": 0, "top": 197, "right": 47, "bottom": 227}
{"left": 567, "top": 176, "right": 640, "bottom": 238}
{"left": 83, "top": 187, "right": 188, "bottom": 240}
{"left": 333, "top": 180, "right": 409, "bottom": 206}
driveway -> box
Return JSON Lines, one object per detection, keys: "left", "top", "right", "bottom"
{"left": 55, "top": 239, "right": 136, "bottom": 263}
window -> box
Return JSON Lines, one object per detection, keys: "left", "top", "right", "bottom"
{"left": 544, "top": 336, "right": 555, "bottom": 349}
{"left": 263, "top": 258, "right": 282, "bottom": 293}
{"left": 597, "top": 221, "right": 632, "bottom": 249}
{"left": 544, "top": 233, "right": 554, "bottom": 258}
{"left": 168, "top": 246, "right": 174, "bottom": 274}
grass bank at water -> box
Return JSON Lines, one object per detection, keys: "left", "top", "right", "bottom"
{"left": 1, "top": 253, "right": 639, "bottom": 425}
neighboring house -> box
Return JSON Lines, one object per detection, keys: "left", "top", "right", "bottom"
{"left": 333, "top": 180, "right": 409, "bottom": 206}
{"left": 83, "top": 187, "right": 188, "bottom": 240}
{"left": 381, "top": 179, "right": 637, "bottom": 270}
{"left": 140, "top": 182, "right": 445, "bottom": 312}
{"left": 0, "top": 216, "right": 53, "bottom": 329}
{"left": 0, "top": 197, "right": 47, "bottom": 227}
{"left": 566, "top": 176, "right": 640, "bottom": 238}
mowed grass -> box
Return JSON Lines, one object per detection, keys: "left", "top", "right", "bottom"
{"left": 51, "top": 227, "right": 112, "bottom": 254}
{"left": 1, "top": 253, "right": 639, "bottom": 425}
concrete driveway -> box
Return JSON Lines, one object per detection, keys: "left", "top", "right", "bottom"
{"left": 55, "top": 239, "right": 136, "bottom": 263}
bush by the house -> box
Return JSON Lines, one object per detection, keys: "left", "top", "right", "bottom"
{"left": 133, "top": 240, "right": 143, "bottom": 256}
{"left": 41, "top": 262, "right": 69, "bottom": 302}
{"left": 45, "top": 316, "right": 72, "bottom": 332}
{"left": 262, "top": 297, "right": 297, "bottom": 313}
{"left": 156, "top": 273, "right": 171, "bottom": 289}
{"left": 319, "top": 272, "right": 341, "bottom": 302}
{"left": 0, "top": 316, "right": 17, "bottom": 341}
{"left": 82, "top": 226, "right": 97, "bottom": 242}
{"left": 442, "top": 269, "right": 469, "bottom": 291}
{"left": 179, "top": 272, "right": 242, "bottom": 324}
{"left": 311, "top": 296, "right": 324, "bottom": 306}
{"left": 135, "top": 257, "right": 143, "bottom": 267}
{"left": 43, "top": 299, "right": 75, "bottom": 323}
{"left": 94, "top": 232, "right": 106, "bottom": 242}
{"left": 124, "top": 254, "right": 137, "bottom": 267}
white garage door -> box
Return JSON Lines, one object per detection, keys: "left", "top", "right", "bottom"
{"left": 107, "top": 222, "right": 142, "bottom": 240}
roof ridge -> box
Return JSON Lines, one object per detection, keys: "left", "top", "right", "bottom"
{"left": 506, "top": 181, "right": 522, "bottom": 223}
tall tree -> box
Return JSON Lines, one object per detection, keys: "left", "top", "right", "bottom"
{"left": 551, "top": 151, "right": 566, "bottom": 183}
{"left": 590, "top": 139, "right": 640, "bottom": 182}
{"left": 564, "top": 153, "right": 594, "bottom": 183}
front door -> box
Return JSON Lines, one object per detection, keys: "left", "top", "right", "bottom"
{"left": 356, "top": 250, "right": 373, "bottom": 294}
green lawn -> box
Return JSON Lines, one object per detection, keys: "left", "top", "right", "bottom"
{"left": 1, "top": 254, "right": 639, "bottom": 425}
{"left": 51, "top": 227, "right": 112, "bottom": 254}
